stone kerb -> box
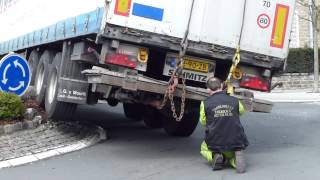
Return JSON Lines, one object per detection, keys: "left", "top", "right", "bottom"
{"left": 272, "top": 73, "right": 319, "bottom": 90}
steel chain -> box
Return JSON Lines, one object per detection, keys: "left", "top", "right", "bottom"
{"left": 159, "top": 50, "right": 187, "bottom": 122}
{"left": 159, "top": 0, "right": 194, "bottom": 121}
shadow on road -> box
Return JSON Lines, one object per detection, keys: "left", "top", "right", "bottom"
{"left": 72, "top": 103, "right": 202, "bottom": 159}
{"left": 71, "top": 102, "right": 320, "bottom": 168}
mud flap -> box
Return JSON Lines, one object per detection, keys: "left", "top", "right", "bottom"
{"left": 57, "top": 78, "right": 88, "bottom": 104}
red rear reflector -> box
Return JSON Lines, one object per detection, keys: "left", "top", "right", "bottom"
{"left": 240, "top": 76, "right": 269, "bottom": 92}
{"left": 106, "top": 54, "right": 137, "bottom": 68}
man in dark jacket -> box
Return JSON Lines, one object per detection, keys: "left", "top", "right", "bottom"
{"left": 200, "top": 77, "right": 248, "bottom": 173}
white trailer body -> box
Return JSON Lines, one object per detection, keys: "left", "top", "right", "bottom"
{"left": 106, "top": 0, "right": 295, "bottom": 59}
{"left": 1, "top": 0, "right": 295, "bottom": 59}
{"left": 0, "top": 0, "right": 104, "bottom": 42}
{"left": 0, "top": 0, "right": 296, "bottom": 136}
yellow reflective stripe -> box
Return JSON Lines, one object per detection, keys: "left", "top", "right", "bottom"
{"left": 239, "top": 101, "right": 245, "bottom": 116}
{"left": 199, "top": 101, "right": 206, "bottom": 126}
{"left": 200, "top": 141, "right": 212, "bottom": 162}
{"left": 200, "top": 142, "right": 237, "bottom": 169}
{"left": 229, "top": 157, "right": 236, "bottom": 168}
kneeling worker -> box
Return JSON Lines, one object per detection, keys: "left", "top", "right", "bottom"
{"left": 200, "top": 77, "right": 249, "bottom": 173}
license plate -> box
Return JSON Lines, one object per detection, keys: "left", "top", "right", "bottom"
{"left": 183, "top": 58, "right": 209, "bottom": 73}
{"left": 163, "top": 53, "right": 215, "bottom": 82}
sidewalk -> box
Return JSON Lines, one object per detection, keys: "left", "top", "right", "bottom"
{"left": 254, "top": 89, "right": 320, "bottom": 103}
{"left": 0, "top": 122, "right": 106, "bottom": 169}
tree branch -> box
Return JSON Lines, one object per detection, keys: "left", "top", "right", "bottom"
{"left": 298, "top": 14, "right": 312, "bottom": 22}
{"left": 297, "top": 0, "right": 309, "bottom": 7}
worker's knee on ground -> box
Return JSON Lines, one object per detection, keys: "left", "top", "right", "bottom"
{"left": 200, "top": 142, "right": 236, "bottom": 168}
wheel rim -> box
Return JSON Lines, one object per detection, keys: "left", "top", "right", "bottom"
{"left": 47, "top": 69, "right": 57, "bottom": 104}
{"left": 35, "top": 63, "right": 45, "bottom": 95}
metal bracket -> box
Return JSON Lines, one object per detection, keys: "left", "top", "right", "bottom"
{"left": 122, "top": 70, "right": 138, "bottom": 91}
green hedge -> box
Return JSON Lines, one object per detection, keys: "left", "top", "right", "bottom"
{"left": 286, "top": 48, "right": 319, "bottom": 73}
{"left": 0, "top": 92, "right": 25, "bottom": 120}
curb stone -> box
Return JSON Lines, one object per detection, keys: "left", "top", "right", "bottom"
{"left": 0, "top": 123, "right": 106, "bottom": 169}
{"left": 253, "top": 91, "right": 320, "bottom": 103}
{"left": 0, "top": 115, "right": 42, "bottom": 136}
{"left": 0, "top": 85, "right": 43, "bottom": 136}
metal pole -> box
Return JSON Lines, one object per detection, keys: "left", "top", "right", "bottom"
{"left": 312, "top": 1, "right": 319, "bottom": 92}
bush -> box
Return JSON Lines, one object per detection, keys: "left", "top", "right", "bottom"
{"left": 286, "top": 48, "right": 319, "bottom": 73}
{"left": 0, "top": 92, "right": 25, "bottom": 120}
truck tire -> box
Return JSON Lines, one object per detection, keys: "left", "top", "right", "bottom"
{"left": 27, "top": 50, "right": 39, "bottom": 86}
{"left": 45, "top": 52, "right": 77, "bottom": 121}
{"left": 34, "top": 50, "right": 55, "bottom": 105}
{"left": 142, "top": 106, "right": 163, "bottom": 128}
{"left": 162, "top": 101, "right": 200, "bottom": 137}
{"left": 123, "top": 103, "right": 143, "bottom": 120}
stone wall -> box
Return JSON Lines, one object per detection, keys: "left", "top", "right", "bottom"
{"left": 272, "top": 73, "right": 319, "bottom": 90}
{"left": 291, "top": 1, "right": 320, "bottom": 48}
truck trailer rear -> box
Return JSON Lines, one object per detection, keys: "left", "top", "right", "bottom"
{"left": 0, "top": 0, "right": 296, "bottom": 136}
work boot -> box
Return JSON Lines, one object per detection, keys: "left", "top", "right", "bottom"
{"left": 235, "top": 150, "right": 246, "bottom": 173}
{"left": 212, "top": 153, "right": 224, "bottom": 170}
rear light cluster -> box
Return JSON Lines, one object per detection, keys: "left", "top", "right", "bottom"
{"left": 105, "top": 44, "right": 149, "bottom": 71}
{"left": 240, "top": 75, "right": 270, "bottom": 92}
{"left": 106, "top": 54, "right": 137, "bottom": 68}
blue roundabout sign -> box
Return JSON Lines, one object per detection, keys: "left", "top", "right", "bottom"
{"left": 0, "top": 53, "right": 31, "bottom": 96}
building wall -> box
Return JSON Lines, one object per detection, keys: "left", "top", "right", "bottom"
{"left": 291, "top": 0, "right": 320, "bottom": 48}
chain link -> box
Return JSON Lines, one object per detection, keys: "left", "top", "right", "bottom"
{"left": 159, "top": 0, "right": 195, "bottom": 122}
{"left": 159, "top": 50, "right": 187, "bottom": 122}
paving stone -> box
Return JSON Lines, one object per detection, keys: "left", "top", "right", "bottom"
{"left": 3, "top": 125, "right": 14, "bottom": 134}
{"left": 0, "top": 126, "right": 4, "bottom": 135}
{"left": 0, "top": 122, "right": 101, "bottom": 162}
{"left": 22, "top": 121, "right": 35, "bottom": 129}
{"left": 24, "top": 108, "right": 36, "bottom": 120}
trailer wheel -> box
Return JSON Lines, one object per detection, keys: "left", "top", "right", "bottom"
{"left": 27, "top": 50, "right": 39, "bottom": 86}
{"left": 162, "top": 101, "right": 200, "bottom": 137}
{"left": 45, "top": 52, "right": 77, "bottom": 121}
{"left": 34, "top": 50, "right": 55, "bottom": 105}
{"left": 123, "top": 103, "right": 143, "bottom": 120}
{"left": 142, "top": 106, "right": 163, "bottom": 128}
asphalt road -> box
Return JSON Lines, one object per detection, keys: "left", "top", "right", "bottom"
{"left": 0, "top": 102, "right": 320, "bottom": 180}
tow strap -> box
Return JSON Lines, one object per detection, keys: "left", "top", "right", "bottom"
{"left": 224, "top": 0, "right": 247, "bottom": 95}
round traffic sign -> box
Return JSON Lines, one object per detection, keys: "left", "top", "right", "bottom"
{"left": 257, "top": 13, "right": 271, "bottom": 29}
{"left": 0, "top": 53, "right": 31, "bottom": 96}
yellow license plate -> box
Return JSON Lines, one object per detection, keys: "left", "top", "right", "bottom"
{"left": 183, "top": 59, "right": 209, "bottom": 73}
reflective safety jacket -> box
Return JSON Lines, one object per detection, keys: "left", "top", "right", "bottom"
{"left": 200, "top": 91, "right": 249, "bottom": 152}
